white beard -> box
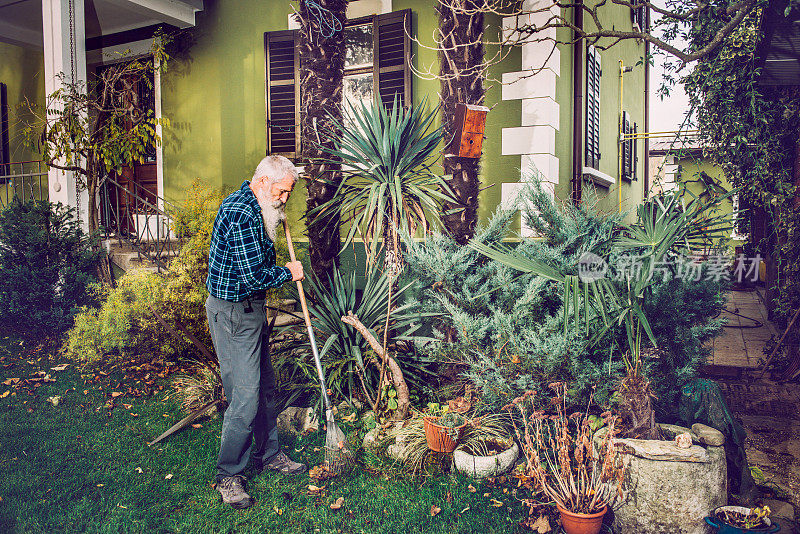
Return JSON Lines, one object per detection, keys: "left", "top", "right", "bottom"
{"left": 260, "top": 200, "right": 286, "bottom": 242}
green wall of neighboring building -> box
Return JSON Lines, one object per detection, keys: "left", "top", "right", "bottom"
{"left": 0, "top": 41, "right": 45, "bottom": 163}
{"left": 676, "top": 154, "right": 740, "bottom": 246}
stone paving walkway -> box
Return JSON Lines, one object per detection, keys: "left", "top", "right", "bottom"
{"left": 702, "top": 290, "right": 799, "bottom": 532}
{"left": 708, "top": 289, "right": 778, "bottom": 369}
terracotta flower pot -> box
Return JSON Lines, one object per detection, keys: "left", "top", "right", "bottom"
{"left": 557, "top": 504, "right": 608, "bottom": 534}
{"left": 423, "top": 416, "right": 466, "bottom": 453}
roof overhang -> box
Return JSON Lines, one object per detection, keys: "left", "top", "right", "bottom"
{"left": 0, "top": 0, "right": 203, "bottom": 49}
{"left": 755, "top": 0, "right": 800, "bottom": 86}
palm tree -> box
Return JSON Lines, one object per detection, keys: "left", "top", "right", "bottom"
{"left": 297, "top": 0, "right": 347, "bottom": 280}
{"left": 311, "top": 98, "right": 452, "bottom": 271}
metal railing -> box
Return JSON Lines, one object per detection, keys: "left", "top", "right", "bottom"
{"left": 100, "top": 175, "right": 182, "bottom": 271}
{"left": 0, "top": 161, "right": 49, "bottom": 208}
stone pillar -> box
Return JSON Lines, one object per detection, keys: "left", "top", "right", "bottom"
{"left": 42, "top": 0, "right": 88, "bottom": 227}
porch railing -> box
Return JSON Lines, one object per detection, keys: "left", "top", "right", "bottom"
{"left": 0, "top": 161, "right": 49, "bottom": 208}
{"left": 99, "top": 175, "right": 182, "bottom": 271}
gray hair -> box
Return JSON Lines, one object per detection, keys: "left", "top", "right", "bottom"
{"left": 252, "top": 155, "right": 299, "bottom": 185}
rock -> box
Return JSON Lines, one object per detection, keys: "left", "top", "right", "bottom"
{"left": 386, "top": 442, "right": 406, "bottom": 462}
{"left": 675, "top": 433, "right": 693, "bottom": 449}
{"left": 612, "top": 437, "right": 727, "bottom": 534}
{"left": 691, "top": 423, "right": 726, "bottom": 447}
{"left": 277, "top": 407, "right": 319, "bottom": 435}
{"left": 762, "top": 499, "right": 795, "bottom": 522}
{"left": 615, "top": 438, "right": 710, "bottom": 463}
{"left": 362, "top": 428, "right": 382, "bottom": 451}
{"left": 746, "top": 449, "right": 775, "bottom": 467}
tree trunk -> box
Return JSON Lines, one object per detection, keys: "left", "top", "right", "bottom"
{"left": 341, "top": 311, "right": 411, "bottom": 420}
{"left": 298, "top": 0, "right": 347, "bottom": 281}
{"left": 438, "top": 1, "right": 484, "bottom": 245}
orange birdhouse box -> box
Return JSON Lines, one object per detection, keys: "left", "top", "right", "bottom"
{"left": 446, "top": 103, "right": 488, "bottom": 159}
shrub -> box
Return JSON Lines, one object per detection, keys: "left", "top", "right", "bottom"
{"left": 403, "top": 179, "right": 726, "bottom": 418}
{"left": 66, "top": 180, "right": 305, "bottom": 364}
{"left": 0, "top": 199, "right": 103, "bottom": 333}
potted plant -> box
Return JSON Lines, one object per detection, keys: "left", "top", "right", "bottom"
{"left": 706, "top": 506, "right": 779, "bottom": 534}
{"left": 507, "top": 386, "right": 625, "bottom": 534}
{"left": 453, "top": 413, "right": 519, "bottom": 478}
{"left": 423, "top": 402, "right": 467, "bottom": 453}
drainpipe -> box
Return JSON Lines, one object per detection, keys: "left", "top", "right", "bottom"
{"left": 643, "top": 6, "right": 650, "bottom": 199}
{"left": 571, "top": 0, "right": 584, "bottom": 205}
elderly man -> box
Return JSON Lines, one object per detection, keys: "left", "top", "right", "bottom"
{"left": 205, "top": 155, "right": 306, "bottom": 510}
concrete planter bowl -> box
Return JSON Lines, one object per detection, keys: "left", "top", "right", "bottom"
{"left": 602, "top": 423, "right": 728, "bottom": 534}
{"left": 453, "top": 439, "right": 519, "bottom": 479}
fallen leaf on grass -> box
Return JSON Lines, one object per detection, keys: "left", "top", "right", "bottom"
{"left": 430, "top": 505, "right": 441, "bottom": 517}
{"left": 135, "top": 467, "right": 143, "bottom": 473}
{"left": 110, "top": 392, "right": 124, "bottom": 398}
{"left": 467, "top": 484, "right": 477, "bottom": 493}
{"left": 97, "top": 484, "right": 104, "bottom": 487}
{"left": 460, "top": 506, "right": 470, "bottom": 513}
{"left": 308, "top": 464, "right": 334, "bottom": 481}
{"left": 330, "top": 497, "right": 344, "bottom": 510}
{"left": 165, "top": 474, "right": 173, "bottom": 480}
{"left": 0, "top": 391, "right": 9, "bottom": 399}
{"left": 489, "top": 498, "right": 503, "bottom": 507}
{"left": 47, "top": 396, "right": 61, "bottom": 406}
{"left": 483, "top": 492, "right": 490, "bottom": 497}
{"left": 2, "top": 378, "right": 19, "bottom": 386}
{"left": 446, "top": 491, "right": 452, "bottom": 504}
{"left": 122, "top": 404, "right": 132, "bottom": 410}
{"left": 341, "top": 412, "right": 357, "bottom": 423}
{"left": 274, "top": 507, "right": 283, "bottom": 515}
{"left": 530, "top": 514, "right": 551, "bottom": 533}
{"left": 306, "top": 484, "right": 326, "bottom": 496}
{"left": 51, "top": 364, "right": 69, "bottom": 371}
{"left": 191, "top": 423, "right": 202, "bottom": 428}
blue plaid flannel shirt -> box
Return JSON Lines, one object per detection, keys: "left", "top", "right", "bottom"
{"left": 206, "top": 181, "right": 292, "bottom": 301}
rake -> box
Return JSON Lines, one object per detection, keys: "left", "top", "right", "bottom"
{"left": 283, "top": 220, "right": 354, "bottom": 475}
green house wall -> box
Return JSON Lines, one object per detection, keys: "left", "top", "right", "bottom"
{"left": 2, "top": 1, "right": 648, "bottom": 238}
{"left": 0, "top": 41, "right": 45, "bottom": 163}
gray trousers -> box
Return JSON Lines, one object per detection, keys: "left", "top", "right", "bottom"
{"left": 205, "top": 294, "right": 279, "bottom": 481}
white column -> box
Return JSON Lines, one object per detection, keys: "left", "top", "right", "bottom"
{"left": 42, "top": 0, "right": 88, "bottom": 227}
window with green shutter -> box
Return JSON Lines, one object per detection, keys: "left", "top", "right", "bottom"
{"left": 621, "top": 111, "right": 638, "bottom": 181}
{"left": 585, "top": 46, "right": 601, "bottom": 170}
{"left": 264, "top": 9, "right": 412, "bottom": 157}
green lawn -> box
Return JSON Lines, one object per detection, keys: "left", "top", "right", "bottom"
{"left": 0, "top": 334, "right": 530, "bottom": 533}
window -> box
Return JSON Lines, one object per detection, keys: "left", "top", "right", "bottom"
{"left": 0, "top": 82, "right": 9, "bottom": 176}
{"left": 585, "top": 46, "right": 601, "bottom": 169}
{"left": 621, "top": 111, "right": 638, "bottom": 181}
{"left": 265, "top": 9, "right": 412, "bottom": 158}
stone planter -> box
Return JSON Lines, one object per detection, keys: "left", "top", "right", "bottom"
{"left": 607, "top": 423, "right": 728, "bottom": 534}
{"left": 453, "top": 440, "right": 519, "bottom": 479}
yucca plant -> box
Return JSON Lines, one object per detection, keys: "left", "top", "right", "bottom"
{"left": 310, "top": 97, "right": 453, "bottom": 268}
{"left": 469, "top": 183, "right": 736, "bottom": 438}
{"left": 286, "top": 265, "right": 436, "bottom": 417}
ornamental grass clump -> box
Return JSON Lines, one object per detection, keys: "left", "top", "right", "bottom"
{"left": 507, "top": 384, "right": 625, "bottom": 515}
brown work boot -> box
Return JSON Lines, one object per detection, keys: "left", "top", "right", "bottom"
{"left": 259, "top": 451, "right": 306, "bottom": 475}
{"left": 215, "top": 475, "right": 254, "bottom": 509}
